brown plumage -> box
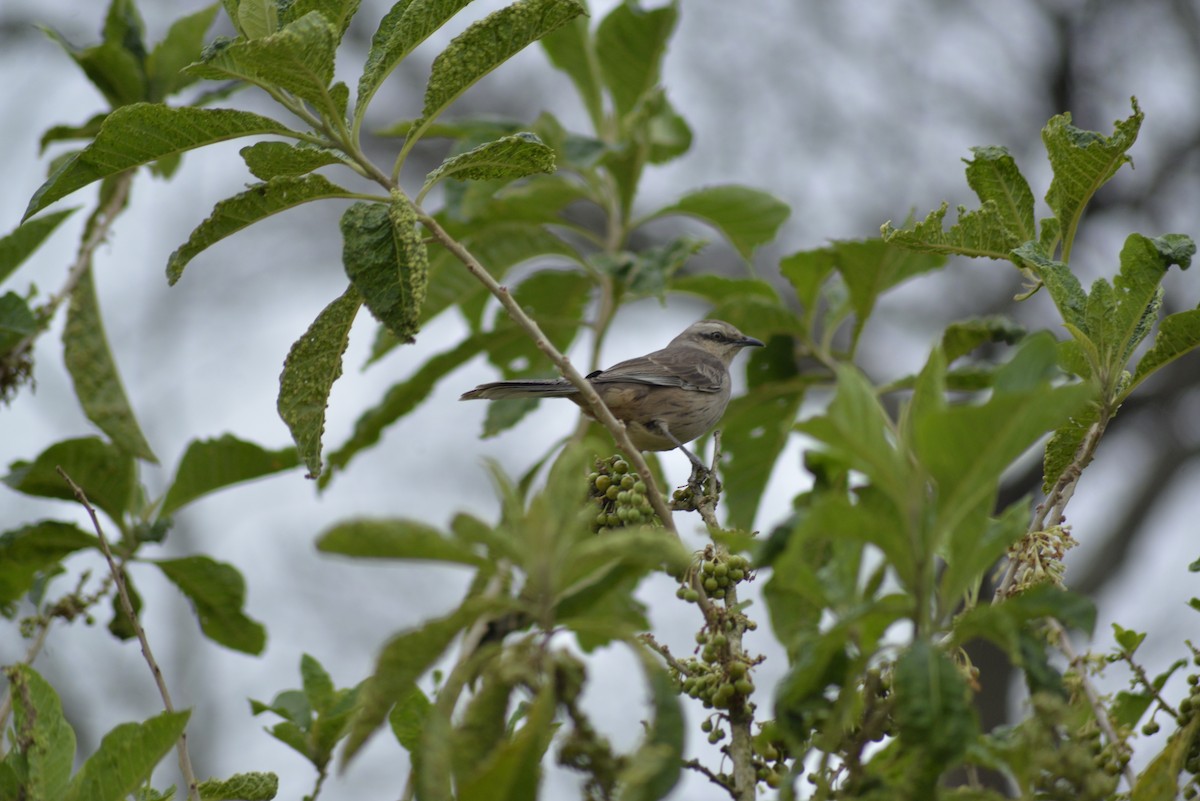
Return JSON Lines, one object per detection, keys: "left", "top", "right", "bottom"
{"left": 460, "top": 320, "right": 764, "bottom": 464}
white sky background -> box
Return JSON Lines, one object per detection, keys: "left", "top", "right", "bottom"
{"left": 2, "top": 0, "right": 1199, "bottom": 798}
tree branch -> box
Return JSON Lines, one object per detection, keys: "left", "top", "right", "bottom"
{"left": 57, "top": 467, "right": 200, "bottom": 801}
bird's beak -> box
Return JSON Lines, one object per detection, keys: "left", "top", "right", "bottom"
{"left": 742, "top": 335, "right": 765, "bottom": 348}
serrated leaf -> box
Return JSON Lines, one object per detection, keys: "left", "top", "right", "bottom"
{"left": 341, "top": 198, "right": 427, "bottom": 344}
{"left": 187, "top": 12, "right": 339, "bottom": 111}
{"left": 63, "top": 268, "right": 157, "bottom": 462}
{"left": 66, "top": 710, "right": 190, "bottom": 801}
{"left": 41, "top": 28, "right": 148, "bottom": 108}
{"left": 1103, "top": 233, "right": 1195, "bottom": 369}
{"left": 422, "top": 133, "right": 555, "bottom": 194}
{"left": 3, "top": 436, "right": 135, "bottom": 524}
{"left": 237, "top": 0, "right": 279, "bottom": 39}
{"left": 282, "top": 0, "right": 361, "bottom": 39}
{"left": 1042, "top": 399, "right": 1100, "bottom": 493}
{"left": 197, "top": 772, "right": 279, "bottom": 801}
{"left": 594, "top": 0, "right": 676, "bottom": 120}
{"left": 5, "top": 664, "right": 76, "bottom": 801}
{"left": 1043, "top": 98, "right": 1142, "bottom": 261}
{"left": 239, "top": 141, "right": 343, "bottom": 179}
{"left": 1131, "top": 307, "right": 1200, "bottom": 392}
{"left": 0, "top": 209, "right": 77, "bottom": 286}
{"left": 343, "top": 602, "right": 489, "bottom": 764}
{"left": 167, "top": 174, "right": 352, "bottom": 284}
{"left": 539, "top": 16, "right": 602, "bottom": 127}
{"left": 356, "top": 0, "right": 476, "bottom": 119}
{"left": 156, "top": 555, "right": 266, "bottom": 654}
{"left": 26, "top": 105, "right": 297, "bottom": 220}
{"left": 146, "top": 3, "right": 220, "bottom": 101}
{"left": 964, "top": 145, "right": 1035, "bottom": 243}
{"left": 654, "top": 185, "right": 789, "bottom": 263}
{"left": 278, "top": 285, "right": 361, "bottom": 478}
{"left": 159, "top": 434, "right": 299, "bottom": 517}
{"left": 317, "top": 518, "right": 487, "bottom": 566}
{"left": 409, "top": 0, "right": 585, "bottom": 145}
{"left": 882, "top": 200, "right": 1019, "bottom": 262}
{"left": 0, "top": 521, "right": 96, "bottom": 603}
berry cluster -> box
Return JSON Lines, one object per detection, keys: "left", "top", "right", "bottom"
{"left": 675, "top": 546, "right": 752, "bottom": 603}
{"left": 674, "top": 619, "right": 757, "bottom": 711}
{"left": 587, "top": 457, "right": 656, "bottom": 533}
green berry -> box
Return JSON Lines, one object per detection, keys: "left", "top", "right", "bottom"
{"left": 730, "top": 569, "right": 745, "bottom": 582}
{"left": 766, "top": 772, "right": 782, "bottom": 789}
{"left": 704, "top": 577, "right": 719, "bottom": 592}
{"left": 613, "top": 460, "right": 629, "bottom": 474}
{"left": 714, "top": 563, "right": 729, "bottom": 577}
{"left": 675, "top": 586, "right": 686, "bottom": 599}
{"left": 700, "top": 718, "right": 713, "bottom": 733}
{"left": 683, "top": 589, "right": 700, "bottom": 603}
{"left": 702, "top": 560, "right": 716, "bottom": 575}
{"left": 606, "top": 485, "right": 620, "bottom": 501}
{"left": 594, "top": 475, "right": 612, "bottom": 492}
{"left": 728, "top": 661, "right": 748, "bottom": 679}
{"left": 621, "top": 475, "right": 635, "bottom": 489}
{"left": 1143, "top": 720, "right": 1161, "bottom": 735}
{"left": 634, "top": 480, "right": 646, "bottom": 493}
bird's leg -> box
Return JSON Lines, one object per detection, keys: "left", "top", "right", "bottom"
{"left": 650, "top": 420, "right": 710, "bottom": 490}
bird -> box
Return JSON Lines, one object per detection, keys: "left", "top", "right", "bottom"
{"left": 460, "top": 319, "right": 764, "bottom": 472}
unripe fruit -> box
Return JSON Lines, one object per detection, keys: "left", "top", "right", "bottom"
{"left": 594, "top": 475, "right": 612, "bottom": 492}
{"left": 613, "top": 460, "right": 629, "bottom": 474}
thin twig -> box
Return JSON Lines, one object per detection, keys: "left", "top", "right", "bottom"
{"left": 1051, "top": 619, "right": 1136, "bottom": 789}
{"left": 417, "top": 211, "right": 678, "bottom": 539}
{"left": 57, "top": 467, "right": 200, "bottom": 801}
{"left": 683, "top": 758, "right": 735, "bottom": 798}
{"left": 2, "top": 172, "right": 134, "bottom": 378}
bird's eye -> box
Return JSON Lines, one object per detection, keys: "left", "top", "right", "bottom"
{"left": 709, "top": 331, "right": 725, "bottom": 341}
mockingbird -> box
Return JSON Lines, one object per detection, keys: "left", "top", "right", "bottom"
{"left": 460, "top": 319, "right": 764, "bottom": 471}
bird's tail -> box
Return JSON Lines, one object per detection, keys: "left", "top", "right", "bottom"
{"left": 459, "top": 379, "right": 578, "bottom": 401}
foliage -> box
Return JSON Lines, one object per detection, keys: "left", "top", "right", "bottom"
{"left": 3, "top": 1, "right": 1200, "bottom": 801}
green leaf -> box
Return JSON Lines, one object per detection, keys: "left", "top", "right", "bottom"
{"left": 1103, "top": 233, "right": 1195, "bottom": 370}
{"left": 539, "top": 16, "right": 602, "bottom": 128}
{"left": 1131, "top": 307, "right": 1200, "bottom": 391}
{"left": 41, "top": 27, "right": 148, "bottom": 109}
{"left": 146, "top": 3, "right": 221, "bottom": 101}
{"left": 1111, "top": 622, "right": 1147, "bottom": 655}
{"left": 66, "top": 710, "right": 190, "bottom": 801}
{"left": 410, "top": 0, "right": 585, "bottom": 144}
{"left": 825, "top": 238, "right": 946, "bottom": 343}
{"left": 1131, "top": 705, "right": 1200, "bottom": 801}
{"left": 797, "top": 365, "right": 911, "bottom": 511}
{"left": 0, "top": 292, "right": 37, "bottom": 353}
{"left": 278, "top": 285, "right": 361, "bottom": 478}
{"left": 237, "top": 0, "right": 280, "bottom": 39}
{"left": 63, "top": 269, "right": 157, "bottom": 462}
{"left": 0, "top": 209, "right": 77, "bottom": 286}
{"left": 720, "top": 338, "right": 808, "bottom": 530}
{"left": 40, "top": 114, "right": 108, "bottom": 152}
{"left": 197, "top": 772, "right": 280, "bottom": 801}
{"left": 1013, "top": 241, "right": 1087, "bottom": 330}
{"left": 1042, "top": 399, "right": 1100, "bottom": 493}
{"left": 300, "top": 653, "right": 335, "bottom": 712}
{"left": 0, "top": 521, "right": 95, "bottom": 604}
{"left": 341, "top": 197, "right": 428, "bottom": 344}
{"left": 484, "top": 269, "right": 590, "bottom": 377}
{"left": 356, "top": 0, "right": 475, "bottom": 121}
{"left": 389, "top": 686, "right": 432, "bottom": 753}
{"left": 594, "top": 0, "right": 677, "bottom": 120}
{"left": 422, "top": 133, "right": 555, "bottom": 195}
{"left": 343, "top": 602, "right": 489, "bottom": 764}
{"left": 239, "top": 141, "right": 344, "bottom": 180}
{"left": 155, "top": 555, "right": 267, "bottom": 654}
{"left": 964, "top": 145, "right": 1036, "bottom": 243}
{"left": 913, "top": 333, "right": 1093, "bottom": 543}
{"left": 893, "top": 641, "right": 978, "bottom": 788}
{"left": 282, "top": 0, "right": 362, "bottom": 39}
{"left": 1043, "top": 98, "right": 1142, "bottom": 260}
{"left": 4, "top": 664, "right": 76, "bottom": 801}
{"left": 3, "top": 437, "right": 135, "bottom": 524}
{"left": 26, "top": 105, "right": 297, "bottom": 219}
{"left": 317, "top": 518, "right": 487, "bottom": 567}
{"left": 938, "top": 496, "right": 1028, "bottom": 606}
{"left": 881, "top": 200, "right": 1018, "bottom": 261}
{"left": 159, "top": 434, "right": 299, "bottom": 517}
{"left": 167, "top": 174, "right": 352, "bottom": 284}
{"left": 654, "top": 185, "right": 790, "bottom": 263}
{"left": 615, "top": 651, "right": 684, "bottom": 801}
{"left": 187, "top": 12, "right": 339, "bottom": 111}
{"left": 780, "top": 247, "right": 837, "bottom": 315}
{"left": 940, "top": 316, "right": 1026, "bottom": 363}
{"left": 457, "top": 683, "right": 555, "bottom": 801}
{"left": 951, "top": 584, "right": 1097, "bottom": 655}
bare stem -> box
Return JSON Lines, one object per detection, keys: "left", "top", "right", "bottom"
{"left": 994, "top": 416, "right": 1107, "bottom": 601}
{"left": 683, "top": 759, "right": 735, "bottom": 798}
{"left": 417, "top": 211, "right": 677, "bottom": 539}
{"left": 57, "top": 467, "right": 200, "bottom": 801}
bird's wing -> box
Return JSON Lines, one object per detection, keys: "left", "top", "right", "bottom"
{"left": 591, "top": 348, "right": 726, "bottom": 392}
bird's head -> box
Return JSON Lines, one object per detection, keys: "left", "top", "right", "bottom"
{"left": 671, "top": 320, "right": 764, "bottom": 364}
